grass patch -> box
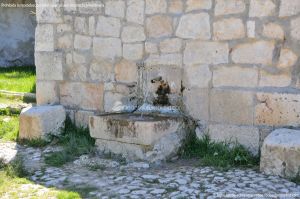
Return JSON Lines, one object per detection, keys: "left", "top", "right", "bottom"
{"left": 18, "top": 138, "right": 50, "bottom": 148}
{"left": 180, "top": 133, "right": 259, "bottom": 170}
{"left": 0, "top": 115, "right": 19, "bottom": 141}
{"left": 45, "top": 117, "right": 95, "bottom": 167}
{"left": 0, "top": 66, "right": 36, "bottom": 93}
{"left": 292, "top": 175, "right": 300, "bottom": 185}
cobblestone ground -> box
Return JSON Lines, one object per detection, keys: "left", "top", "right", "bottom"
{"left": 1, "top": 141, "right": 299, "bottom": 199}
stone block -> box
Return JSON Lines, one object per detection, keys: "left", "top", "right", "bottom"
{"left": 115, "top": 59, "right": 138, "bottom": 83}
{"left": 146, "top": 15, "right": 173, "bottom": 38}
{"left": 96, "top": 16, "right": 121, "bottom": 37}
{"left": 36, "top": 81, "right": 59, "bottom": 105}
{"left": 35, "top": 52, "right": 63, "bottom": 81}
{"left": 176, "top": 13, "right": 210, "bottom": 39}
{"left": 168, "top": 0, "right": 183, "bottom": 14}
{"left": 208, "top": 124, "right": 260, "bottom": 155}
{"left": 60, "top": 82, "right": 104, "bottom": 111}
{"left": 186, "top": 0, "right": 212, "bottom": 11}
{"left": 260, "top": 129, "right": 300, "bottom": 178}
{"left": 126, "top": 0, "right": 145, "bottom": 25}
{"left": 278, "top": 48, "right": 298, "bottom": 69}
{"left": 74, "top": 17, "right": 88, "bottom": 34}
{"left": 215, "top": 0, "right": 246, "bottom": 16}
{"left": 145, "top": 42, "right": 158, "bottom": 54}
{"left": 75, "top": 110, "right": 94, "bottom": 128}
{"left": 146, "top": 0, "right": 167, "bottom": 14}
{"left": 213, "top": 65, "right": 258, "bottom": 88}
{"left": 259, "top": 71, "right": 291, "bottom": 87}
{"left": 57, "top": 24, "right": 72, "bottom": 34}
{"left": 249, "top": 0, "right": 276, "bottom": 18}
{"left": 210, "top": 89, "right": 254, "bottom": 125}
{"left": 263, "top": 23, "right": 284, "bottom": 40}
{"left": 89, "top": 59, "right": 114, "bottom": 82}
{"left": 183, "top": 64, "right": 211, "bottom": 89}
{"left": 121, "top": 26, "right": 146, "bottom": 43}
{"left": 183, "top": 88, "right": 209, "bottom": 121}
{"left": 213, "top": 18, "right": 245, "bottom": 41}
{"left": 93, "top": 37, "right": 122, "bottom": 60}
{"left": 77, "top": 1, "right": 103, "bottom": 14}
{"left": 64, "top": 0, "right": 76, "bottom": 13}
{"left": 255, "top": 92, "right": 300, "bottom": 126}
{"left": 57, "top": 34, "right": 73, "bottom": 49}
{"left": 146, "top": 54, "right": 182, "bottom": 67}
{"left": 89, "top": 16, "right": 96, "bottom": 36}
{"left": 231, "top": 41, "right": 275, "bottom": 65}
{"left": 36, "top": 0, "right": 63, "bottom": 23}
{"left": 184, "top": 41, "right": 229, "bottom": 65}
{"left": 160, "top": 38, "right": 182, "bottom": 53}
{"left": 105, "top": 0, "right": 125, "bottom": 18}
{"left": 247, "top": 21, "right": 256, "bottom": 38}
{"left": 90, "top": 113, "right": 188, "bottom": 162}
{"left": 291, "top": 17, "right": 300, "bottom": 41}
{"left": 35, "top": 24, "right": 54, "bottom": 52}
{"left": 19, "top": 105, "right": 66, "bottom": 139}
{"left": 279, "top": 0, "right": 300, "bottom": 17}
{"left": 74, "top": 35, "right": 92, "bottom": 50}
{"left": 123, "top": 43, "right": 144, "bottom": 61}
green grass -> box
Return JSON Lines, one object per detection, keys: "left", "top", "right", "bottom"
{"left": 0, "top": 158, "right": 81, "bottom": 199}
{"left": 180, "top": 133, "right": 259, "bottom": 170}
{"left": 0, "top": 115, "right": 19, "bottom": 141}
{"left": 45, "top": 117, "right": 95, "bottom": 167}
{"left": 292, "top": 175, "right": 300, "bottom": 185}
{"left": 0, "top": 66, "right": 36, "bottom": 93}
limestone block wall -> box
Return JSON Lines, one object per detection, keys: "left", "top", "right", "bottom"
{"left": 35, "top": 0, "right": 300, "bottom": 153}
{"left": 0, "top": 0, "right": 36, "bottom": 67}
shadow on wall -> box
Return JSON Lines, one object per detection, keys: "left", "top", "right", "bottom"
{"left": 0, "top": 0, "right": 36, "bottom": 67}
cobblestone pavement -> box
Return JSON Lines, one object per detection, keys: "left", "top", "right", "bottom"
{"left": 1, "top": 141, "right": 300, "bottom": 199}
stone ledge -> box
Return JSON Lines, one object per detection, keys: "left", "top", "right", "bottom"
{"left": 19, "top": 105, "right": 66, "bottom": 140}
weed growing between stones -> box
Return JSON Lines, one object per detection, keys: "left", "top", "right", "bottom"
{"left": 179, "top": 132, "right": 259, "bottom": 170}
{"left": 292, "top": 174, "right": 300, "bottom": 185}
{"left": 45, "top": 117, "right": 95, "bottom": 167}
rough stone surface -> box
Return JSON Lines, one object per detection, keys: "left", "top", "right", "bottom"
{"left": 249, "top": 0, "right": 276, "bottom": 18}
{"left": 105, "top": 0, "right": 125, "bottom": 18}
{"left": 259, "top": 71, "right": 291, "bottom": 87}
{"left": 184, "top": 41, "right": 229, "bottom": 65}
{"left": 160, "top": 38, "right": 182, "bottom": 53}
{"left": 146, "top": 15, "right": 173, "bottom": 38}
{"left": 35, "top": 24, "right": 54, "bottom": 52}
{"left": 183, "top": 65, "right": 211, "bottom": 89}
{"left": 90, "top": 114, "right": 187, "bottom": 162}
{"left": 176, "top": 13, "right": 211, "bottom": 39}
{"left": 261, "top": 129, "right": 300, "bottom": 178}
{"left": 231, "top": 41, "right": 275, "bottom": 65}
{"left": 74, "top": 35, "right": 92, "bottom": 50}
{"left": 146, "top": 0, "right": 167, "bottom": 14}
{"left": 186, "top": 0, "right": 212, "bottom": 11}
{"left": 255, "top": 93, "right": 300, "bottom": 126}
{"left": 60, "top": 82, "right": 104, "bottom": 111}
{"left": 215, "top": 0, "right": 246, "bottom": 16}
{"left": 121, "top": 26, "right": 146, "bottom": 43}
{"left": 209, "top": 124, "right": 260, "bottom": 155}
{"left": 126, "top": 0, "right": 144, "bottom": 25}
{"left": 213, "top": 18, "right": 245, "bottom": 40}
{"left": 210, "top": 90, "right": 254, "bottom": 125}
{"left": 263, "top": 23, "right": 284, "bottom": 40}
{"left": 36, "top": 81, "right": 59, "bottom": 105}
{"left": 96, "top": 16, "right": 121, "bottom": 37}
{"left": 93, "top": 37, "right": 122, "bottom": 60}
{"left": 115, "top": 59, "right": 138, "bottom": 83}
{"left": 279, "top": 0, "right": 300, "bottom": 17}
{"left": 291, "top": 17, "right": 300, "bottom": 41}
{"left": 35, "top": 52, "right": 63, "bottom": 81}
{"left": 123, "top": 43, "right": 144, "bottom": 60}
{"left": 213, "top": 65, "right": 258, "bottom": 88}
{"left": 19, "top": 105, "right": 66, "bottom": 139}
{"left": 278, "top": 48, "right": 298, "bottom": 69}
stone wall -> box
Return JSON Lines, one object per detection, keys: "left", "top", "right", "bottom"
{"left": 35, "top": 0, "right": 300, "bottom": 154}
{"left": 0, "top": 0, "right": 36, "bottom": 67}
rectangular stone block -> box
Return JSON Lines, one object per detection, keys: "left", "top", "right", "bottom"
{"left": 35, "top": 52, "right": 64, "bottom": 81}
{"left": 35, "top": 24, "right": 54, "bottom": 52}
{"left": 209, "top": 124, "right": 260, "bottom": 155}
{"left": 93, "top": 37, "right": 122, "bottom": 60}
{"left": 184, "top": 41, "right": 229, "bottom": 65}
{"left": 19, "top": 105, "right": 66, "bottom": 139}
{"left": 255, "top": 92, "right": 300, "bottom": 126}
{"left": 36, "top": 81, "right": 59, "bottom": 105}
{"left": 231, "top": 41, "right": 275, "bottom": 65}
{"left": 183, "top": 65, "right": 211, "bottom": 89}
{"left": 215, "top": 0, "right": 246, "bottom": 16}
{"left": 126, "top": 0, "right": 144, "bottom": 25}
{"left": 213, "top": 65, "right": 258, "bottom": 88}
{"left": 60, "top": 82, "right": 104, "bottom": 111}
{"left": 183, "top": 88, "right": 209, "bottom": 121}
{"left": 36, "top": 0, "right": 63, "bottom": 23}
{"left": 210, "top": 89, "right": 254, "bottom": 125}
{"left": 213, "top": 18, "right": 245, "bottom": 41}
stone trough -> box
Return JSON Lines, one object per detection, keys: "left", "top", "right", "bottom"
{"left": 89, "top": 113, "right": 188, "bottom": 162}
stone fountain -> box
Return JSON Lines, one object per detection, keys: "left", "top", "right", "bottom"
{"left": 89, "top": 63, "right": 191, "bottom": 163}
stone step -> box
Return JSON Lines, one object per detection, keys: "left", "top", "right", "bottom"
{"left": 260, "top": 128, "right": 300, "bottom": 179}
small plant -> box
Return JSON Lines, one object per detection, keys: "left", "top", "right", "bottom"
{"left": 18, "top": 138, "right": 50, "bottom": 148}
{"left": 291, "top": 173, "right": 300, "bottom": 185}
{"left": 45, "top": 117, "right": 95, "bottom": 167}
{"left": 4, "top": 157, "right": 28, "bottom": 178}
{"left": 179, "top": 132, "right": 259, "bottom": 169}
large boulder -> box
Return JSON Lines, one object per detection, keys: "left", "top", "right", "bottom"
{"left": 19, "top": 105, "right": 66, "bottom": 140}
{"left": 260, "top": 129, "right": 300, "bottom": 178}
